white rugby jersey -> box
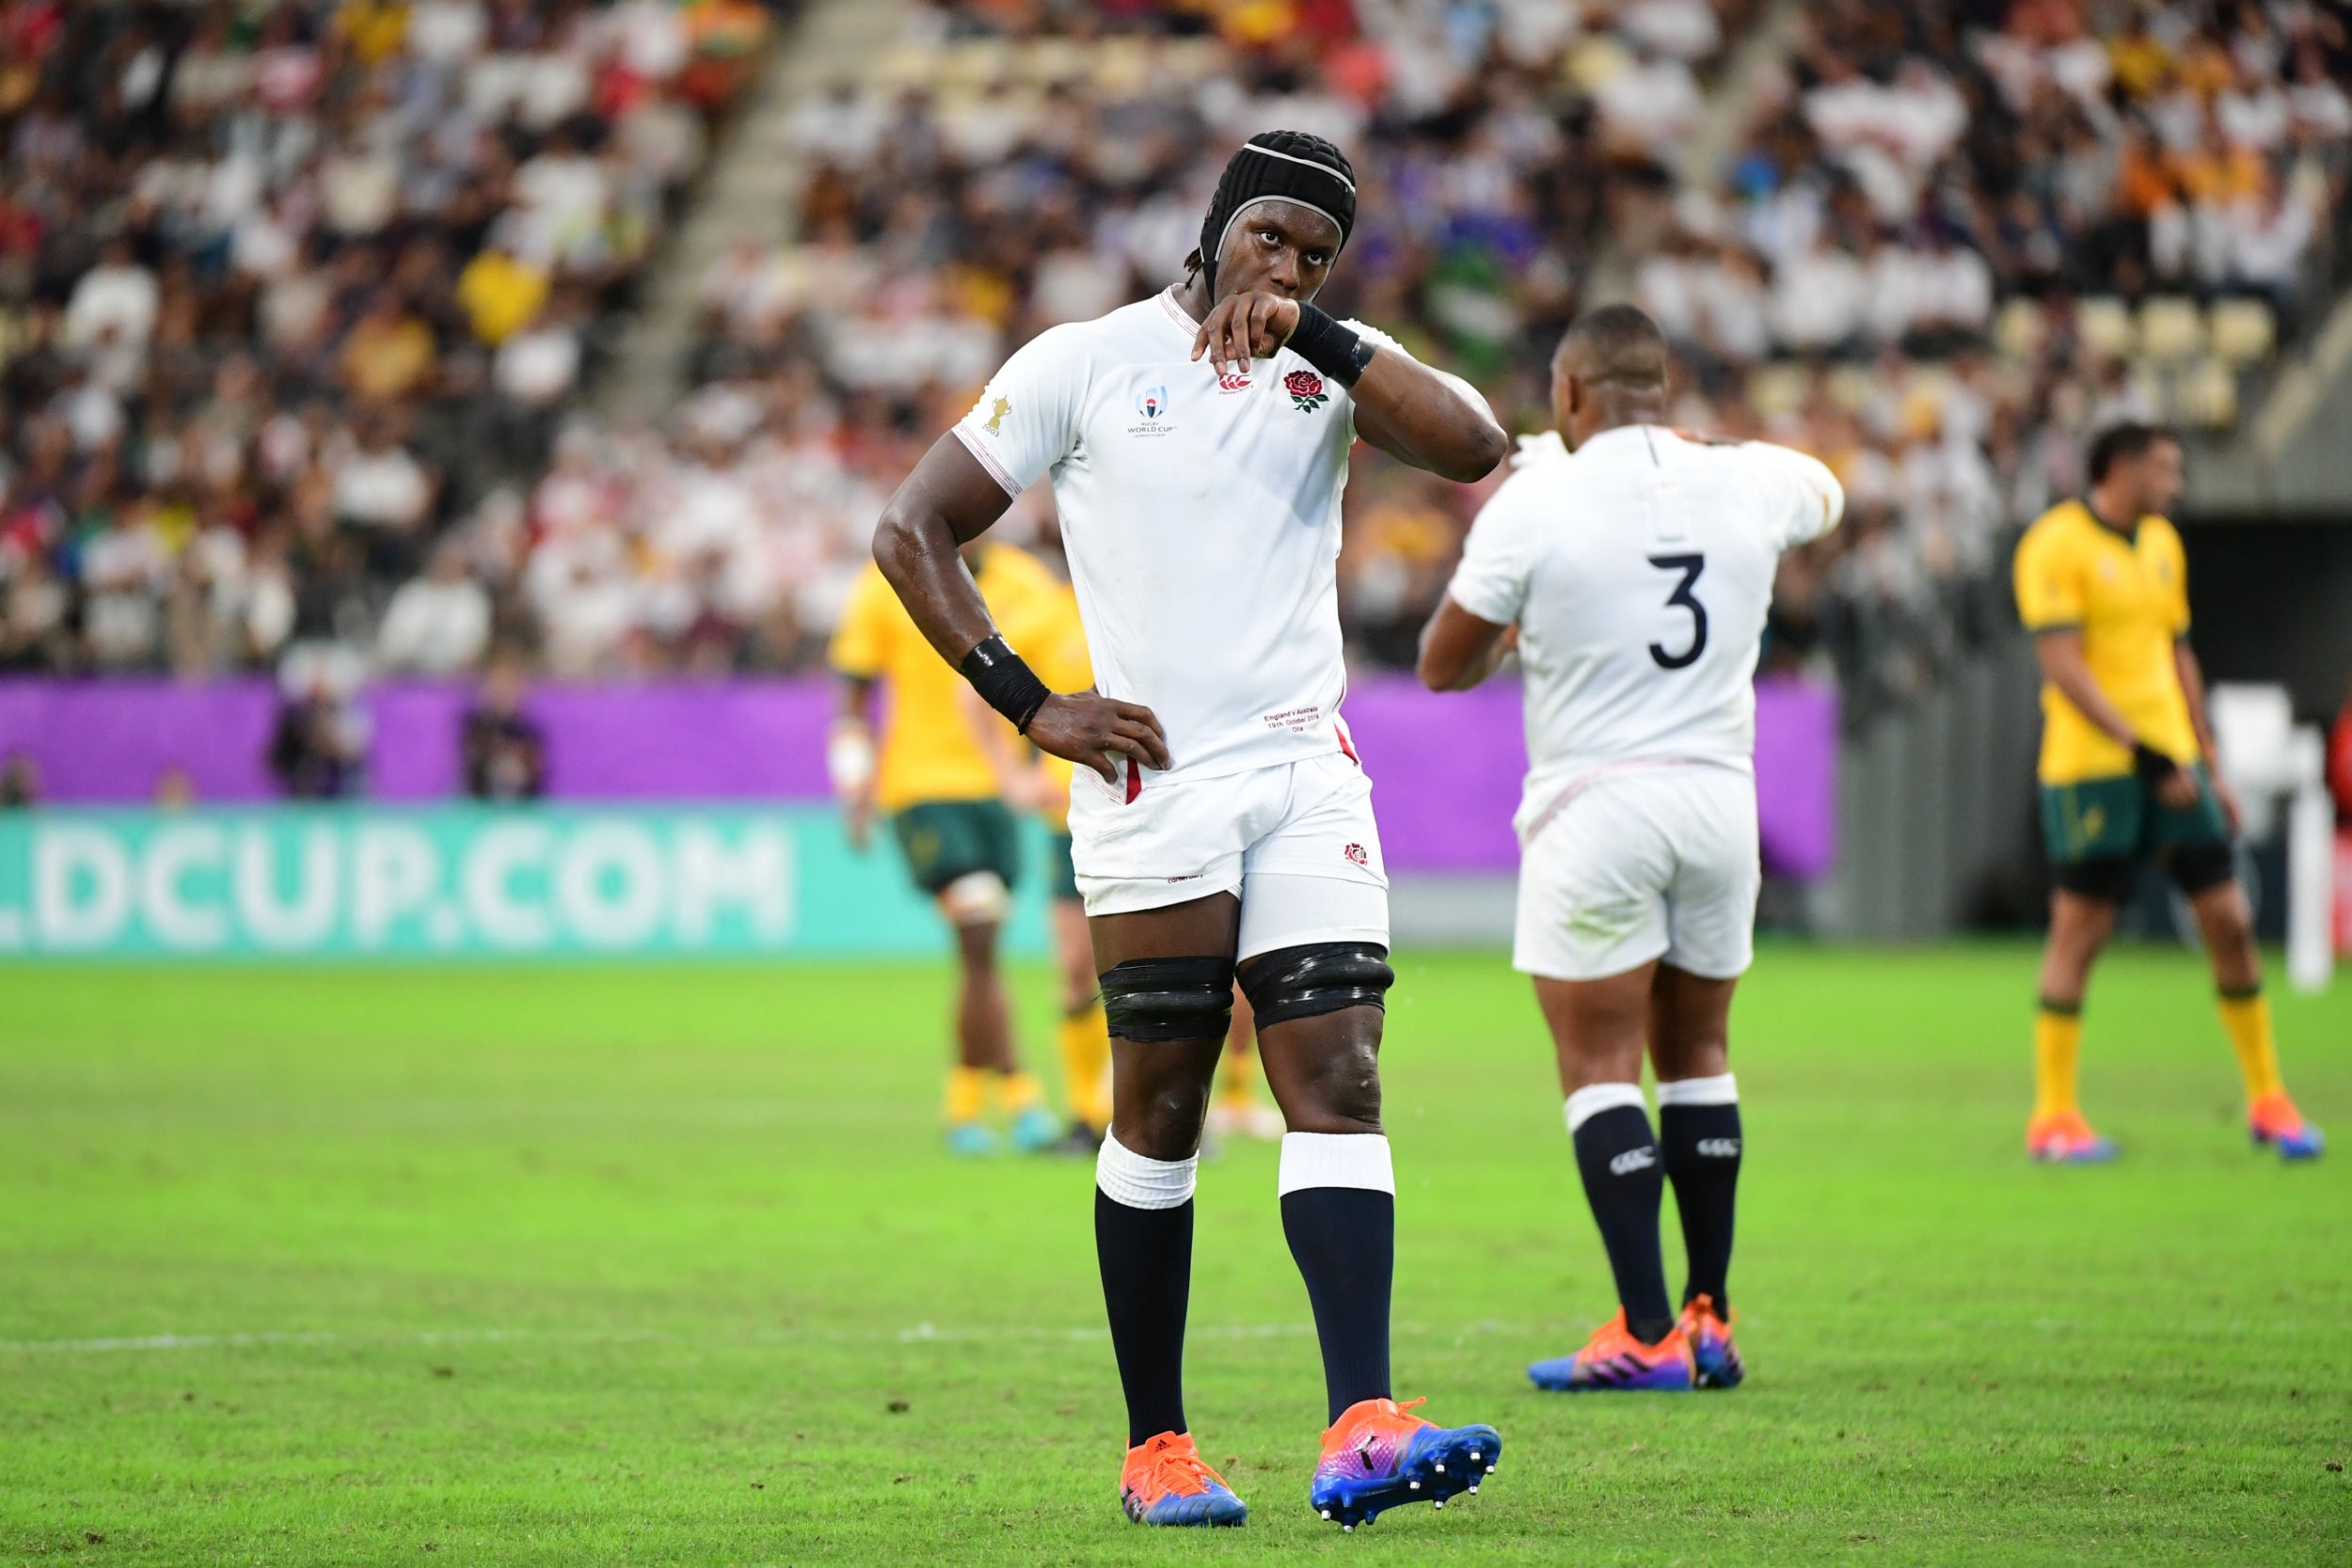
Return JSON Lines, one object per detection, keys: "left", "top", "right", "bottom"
{"left": 954, "top": 289, "right": 1422, "bottom": 785}
{"left": 1445, "top": 424, "right": 1844, "bottom": 838}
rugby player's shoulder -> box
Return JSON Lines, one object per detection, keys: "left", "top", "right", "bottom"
{"left": 2020, "top": 497, "right": 2091, "bottom": 544}
{"left": 1012, "top": 298, "right": 1168, "bottom": 369}
{"left": 1506, "top": 430, "right": 1569, "bottom": 472}
{"left": 1012, "top": 317, "right": 1107, "bottom": 361}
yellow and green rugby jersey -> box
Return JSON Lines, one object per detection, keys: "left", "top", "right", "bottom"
{"left": 2012, "top": 498, "right": 2199, "bottom": 785}
{"left": 829, "top": 543, "right": 1061, "bottom": 815}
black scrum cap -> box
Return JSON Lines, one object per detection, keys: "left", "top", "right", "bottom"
{"left": 1193, "top": 131, "right": 1357, "bottom": 292}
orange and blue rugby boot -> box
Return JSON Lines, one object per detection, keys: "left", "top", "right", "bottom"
{"left": 2249, "top": 1090, "right": 2324, "bottom": 1162}
{"left": 1119, "top": 1431, "right": 1246, "bottom": 1527}
{"left": 1529, "top": 1308, "right": 1696, "bottom": 1391}
{"left": 1309, "top": 1397, "right": 1500, "bottom": 1531}
{"left": 1677, "top": 1294, "right": 1744, "bottom": 1389}
{"left": 2026, "top": 1108, "right": 2118, "bottom": 1164}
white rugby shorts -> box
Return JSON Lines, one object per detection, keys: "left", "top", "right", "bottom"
{"left": 1070, "top": 750, "right": 1388, "bottom": 959}
{"left": 1514, "top": 760, "right": 1760, "bottom": 982}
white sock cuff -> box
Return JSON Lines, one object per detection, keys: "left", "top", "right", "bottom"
{"left": 1096, "top": 1132, "right": 1198, "bottom": 1210}
{"left": 1276, "top": 1132, "right": 1394, "bottom": 1196}
{"left": 1656, "top": 1072, "right": 1739, "bottom": 1107}
{"left": 1564, "top": 1082, "right": 1647, "bottom": 1134}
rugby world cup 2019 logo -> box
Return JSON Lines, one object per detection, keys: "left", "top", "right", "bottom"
{"left": 1127, "top": 384, "right": 1173, "bottom": 437}
{"left": 1284, "top": 369, "right": 1329, "bottom": 413}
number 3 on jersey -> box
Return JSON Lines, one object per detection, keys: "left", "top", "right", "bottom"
{"left": 1646, "top": 553, "right": 1708, "bottom": 670}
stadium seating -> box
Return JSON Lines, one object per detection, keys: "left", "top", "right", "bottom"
{"left": 3, "top": 0, "right": 2345, "bottom": 724}
{"left": 0, "top": 0, "right": 774, "bottom": 678}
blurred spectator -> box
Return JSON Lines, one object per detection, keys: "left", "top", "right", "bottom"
{"left": 378, "top": 540, "right": 493, "bottom": 675}
{"left": 0, "top": 749, "right": 37, "bottom": 807}
{"left": 266, "top": 647, "right": 370, "bottom": 800}
{"left": 462, "top": 657, "right": 548, "bottom": 800}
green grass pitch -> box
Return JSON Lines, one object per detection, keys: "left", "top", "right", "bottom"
{"left": 4, "top": 943, "right": 2347, "bottom": 1564}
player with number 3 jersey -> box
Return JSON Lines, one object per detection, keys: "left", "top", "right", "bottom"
{"left": 1419, "top": 305, "right": 1843, "bottom": 1394}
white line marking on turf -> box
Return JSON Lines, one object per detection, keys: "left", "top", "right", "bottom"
{"left": 3, "top": 1321, "right": 1525, "bottom": 1355}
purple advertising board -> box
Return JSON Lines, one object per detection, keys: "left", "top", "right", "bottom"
{"left": 0, "top": 674, "right": 1837, "bottom": 876}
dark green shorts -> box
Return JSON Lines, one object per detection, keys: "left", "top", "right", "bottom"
{"left": 1044, "top": 831, "right": 1078, "bottom": 901}
{"left": 891, "top": 800, "right": 1022, "bottom": 897}
{"left": 2039, "top": 765, "right": 2233, "bottom": 897}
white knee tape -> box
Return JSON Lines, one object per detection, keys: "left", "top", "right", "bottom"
{"left": 1096, "top": 1132, "right": 1198, "bottom": 1211}
{"left": 1276, "top": 1132, "right": 1394, "bottom": 1196}
{"left": 1564, "top": 1082, "right": 1647, "bottom": 1134}
{"left": 1656, "top": 1072, "right": 1738, "bottom": 1107}
{"left": 940, "top": 870, "right": 1009, "bottom": 927}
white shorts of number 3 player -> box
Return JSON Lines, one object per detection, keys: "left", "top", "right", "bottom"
{"left": 1070, "top": 752, "right": 1389, "bottom": 960}
{"left": 1513, "top": 758, "right": 1759, "bottom": 983}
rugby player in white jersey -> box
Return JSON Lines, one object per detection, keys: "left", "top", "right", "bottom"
{"left": 1418, "top": 305, "right": 1844, "bottom": 1394}
{"left": 870, "top": 132, "right": 1508, "bottom": 1531}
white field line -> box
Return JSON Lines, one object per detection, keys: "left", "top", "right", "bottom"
{"left": 2, "top": 1321, "right": 1531, "bottom": 1355}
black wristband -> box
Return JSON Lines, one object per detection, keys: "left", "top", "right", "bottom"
{"left": 2131, "top": 742, "right": 2181, "bottom": 784}
{"left": 959, "top": 634, "right": 1052, "bottom": 735}
{"left": 1284, "top": 304, "right": 1376, "bottom": 388}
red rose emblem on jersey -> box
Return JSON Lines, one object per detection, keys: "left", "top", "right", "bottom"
{"left": 1343, "top": 842, "right": 1369, "bottom": 867}
{"left": 1284, "top": 370, "right": 1329, "bottom": 413}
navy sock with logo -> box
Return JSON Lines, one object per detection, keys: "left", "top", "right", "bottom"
{"left": 1566, "top": 1085, "right": 1674, "bottom": 1345}
{"left": 1659, "top": 1074, "right": 1742, "bottom": 1315}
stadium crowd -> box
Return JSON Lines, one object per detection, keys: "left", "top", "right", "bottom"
{"left": 1652, "top": 0, "right": 2350, "bottom": 720}
{"left": 0, "top": 0, "right": 774, "bottom": 680}
{"left": 3, "top": 0, "right": 2347, "bottom": 737}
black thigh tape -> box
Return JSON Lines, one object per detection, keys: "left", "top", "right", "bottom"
{"left": 1239, "top": 942, "right": 1393, "bottom": 1030}
{"left": 1100, "top": 955, "right": 1237, "bottom": 1042}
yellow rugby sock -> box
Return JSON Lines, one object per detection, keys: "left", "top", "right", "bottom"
{"left": 2032, "top": 1003, "right": 2083, "bottom": 1121}
{"left": 995, "top": 1069, "right": 1045, "bottom": 1117}
{"left": 2216, "top": 988, "right": 2282, "bottom": 1101}
{"left": 945, "top": 1066, "right": 988, "bottom": 1124}
{"left": 1057, "top": 1003, "right": 1112, "bottom": 1132}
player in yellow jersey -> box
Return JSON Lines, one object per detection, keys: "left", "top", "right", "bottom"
{"left": 2012, "top": 423, "right": 2321, "bottom": 1163}
{"left": 966, "top": 568, "right": 1116, "bottom": 1152}
{"left": 831, "top": 539, "right": 1065, "bottom": 1156}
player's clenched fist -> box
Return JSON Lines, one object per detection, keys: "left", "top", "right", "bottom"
{"left": 1025, "top": 690, "right": 1171, "bottom": 783}
{"left": 1192, "top": 289, "right": 1300, "bottom": 377}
